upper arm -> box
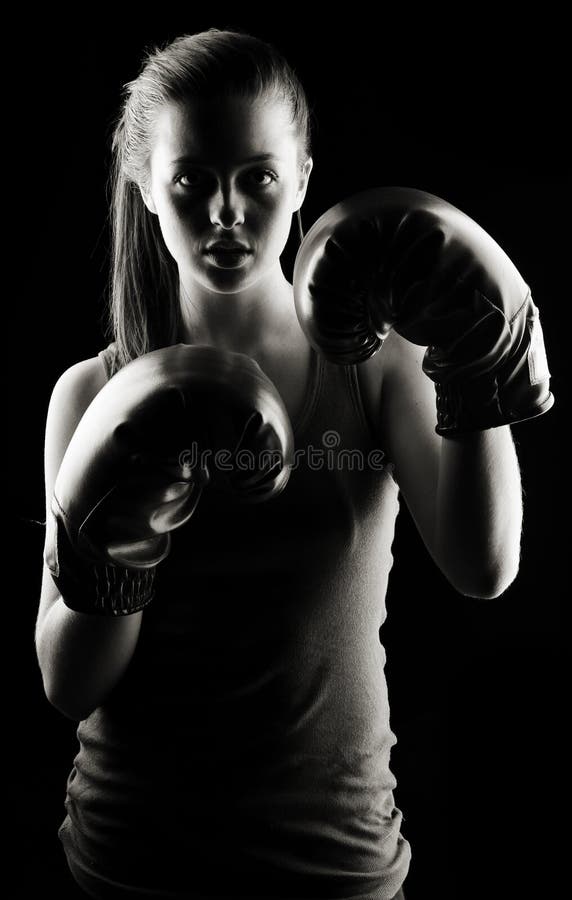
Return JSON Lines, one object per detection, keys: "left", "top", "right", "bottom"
{"left": 377, "top": 330, "right": 443, "bottom": 562}
{"left": 36, "top": 356, "right": 108, "bottom": 643}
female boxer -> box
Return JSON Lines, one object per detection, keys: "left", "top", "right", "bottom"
{"left": 36, "top": 26, "right": 552, "bottom": 900}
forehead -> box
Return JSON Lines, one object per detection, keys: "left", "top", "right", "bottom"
{"left": 150, "top": 95, "right": 297, "bottom": 166}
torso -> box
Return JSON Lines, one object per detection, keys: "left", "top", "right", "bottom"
{"left": 95, "top": 310, "right": 388, "bottom": 441}
{"left": 255, "top": 327, "right": 314, "bottom": 427}
{"left": 254, "top": 319, "right": 386, "bottom": 440}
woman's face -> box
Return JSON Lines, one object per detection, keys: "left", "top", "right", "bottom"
{"left": 141, "top": 93, "right": 312, "bottom": 293}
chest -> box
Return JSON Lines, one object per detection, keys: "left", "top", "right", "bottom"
{"left": 258, "top": 338, "right": 314, "bottom": 427}
{"left": 257, "top": 337, "right": 386, "bottom": 439}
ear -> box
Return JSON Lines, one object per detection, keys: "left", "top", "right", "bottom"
{"left": 293, "top": 157, "right": 313, "bottom": 213}
{"left": 139, "top": 183, "right": 158, "bottom": 216}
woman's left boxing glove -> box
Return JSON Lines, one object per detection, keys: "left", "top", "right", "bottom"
{"left": 293, "top": 186, "right": 555, "bottom": 436}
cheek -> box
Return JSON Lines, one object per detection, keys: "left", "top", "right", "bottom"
{"left": 154, "top": 197, "right": 202, "bottom": 260}
{"left": 265, "top": 216, "right": 293, "bottom": 256}
{"left": 258, "top": 191, "right": 295, "bottom": 240}
{"left": 151, "top": 184, "right": 295, "bottom": 262}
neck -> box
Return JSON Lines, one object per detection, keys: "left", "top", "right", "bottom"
{"left": 178, "top": 265, "right": 299, "bottom": 355}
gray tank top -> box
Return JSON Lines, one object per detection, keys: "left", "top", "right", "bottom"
{"left": 58, "top": 340, "right": 411, "bottom": 900}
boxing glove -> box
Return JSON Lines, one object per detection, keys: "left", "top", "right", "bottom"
{"left": 293, "top": 186, "right": 554, "bottom": 436}
{"left": 44, "top": 344, "right": 294, "bottom": 616}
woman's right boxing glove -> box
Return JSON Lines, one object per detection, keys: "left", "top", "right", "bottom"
{"left": 44, "top": 343, "right": 294, "bottom": 617}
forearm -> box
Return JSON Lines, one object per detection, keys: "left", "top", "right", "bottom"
{"left": 434, "top": 425, "right": 523, "bottom": 599}
{"left": 37, "top": 597, "right": 143, "bottom": 721}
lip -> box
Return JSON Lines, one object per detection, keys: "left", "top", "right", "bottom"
{"left": 204, "top": 242, "right": 251, "bottom": 252}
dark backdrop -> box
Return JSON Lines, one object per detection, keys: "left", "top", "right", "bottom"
{"left": 11, "top": 12, "right": 566, "bottom": 900}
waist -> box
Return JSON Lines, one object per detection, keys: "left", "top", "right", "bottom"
{"left": 61, "top": 814, "right": 411, "bottom": 900}
{"left": 62, "top": 705, "right": 409, "bottom": 897}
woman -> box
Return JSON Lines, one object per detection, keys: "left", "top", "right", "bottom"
{"left": 36, "top": 26, "right": 539, "bottom": 900}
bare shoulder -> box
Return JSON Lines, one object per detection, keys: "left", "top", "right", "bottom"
{"left": 36, "top": 355, "right": 108, "bottom": 639}
{"left": 376, "top": 330, "right": 437, "bottom": 454}
{"left": 50, "top": 354, "right": 108, "bottom": 411}
{"left": 380, "top": 328, "right": 427, "bottom": 373}
{"left": 356, "top": 329, "right": 428, "bottom": 442}
{"left": 44, "top": 353, "right": 109, "bottom": 524}
{"left": 44, "top": 355, "right": 109, "bottom": 476}
{"left": 357, "top": 330, "right": 446, "bottom": 564}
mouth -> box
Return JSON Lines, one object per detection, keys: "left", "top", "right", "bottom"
{"left": 205, "top": 241, "right": 251, "bottom": 252}
{"left": 204, "top": 247, "right": 253, "bottom": 269}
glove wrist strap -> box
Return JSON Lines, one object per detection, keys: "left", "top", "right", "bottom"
{"left": 44, "top": 507, "right": 156, "bottom": 617}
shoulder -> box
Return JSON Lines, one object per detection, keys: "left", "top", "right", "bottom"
{"left": 368, "top": 329, "right": 428, "bottom": 387}
{"left": 356, "top": 329, "right": 429, "bottom": 442}
{"left": 38, "top": 355, "right": 110, "bottom": 635}
{"left": 356, "top": 332, "right": 443, "bottom": 562}
{"left": 44, "top": 356, "right": 108, "bottom": 494}
{"left": 49, "top": 355, "right": 108, "bottom": 416}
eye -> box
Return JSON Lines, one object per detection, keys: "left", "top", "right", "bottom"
{"left": 249, "top": 169, "right": 278, "bottom": 186}
{"left": 174, "top": 171, "right": 204, "bottom": 189}
{"left": 173, "top": 169, "right": 278, "bottom": 190}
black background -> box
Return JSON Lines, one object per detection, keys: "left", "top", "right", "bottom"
{"left": 11, "top": 10, "right": 567, "bottom": 900}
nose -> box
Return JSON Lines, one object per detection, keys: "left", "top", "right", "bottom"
{"left": 208, "top": 181, "right": 246, "bottom": 230}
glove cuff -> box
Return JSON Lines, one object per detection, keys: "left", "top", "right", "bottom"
{"left": 434, "top": 375, "right": 554, "bottom": 436}
{"left": 44, "top": 506, "right": 156, "bottom": 616}
{"left": 433, "top": 297, "right": 554, "bottom": 436}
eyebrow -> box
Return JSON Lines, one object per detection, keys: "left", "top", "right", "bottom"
{"left": 170, "top": 153, "right": 282, "bottom": 166}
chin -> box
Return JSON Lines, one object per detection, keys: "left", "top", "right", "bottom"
{"left": 210, "top": 255, "right": 271, "bottom": 285}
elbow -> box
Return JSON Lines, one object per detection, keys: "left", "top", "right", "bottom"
{"left": 436, "top": 530, "right": 522, "bottom": 600}
{"left": 447, "top": 559, "right": 520, "bottom": 601}
{"left": 46, "top": 690, "right": 96, "bottom": 723}
{"left": 36, "top": 646, "right": 94, "bottom": 722}
{"left": 42, "top": 676, "right": 97, "bottom": 722}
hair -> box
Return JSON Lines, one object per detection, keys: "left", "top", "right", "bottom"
{"left": 105, "top": 27, "right": 314, "bottom": 369}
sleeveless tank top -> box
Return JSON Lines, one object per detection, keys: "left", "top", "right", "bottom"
{"left": 58, "top": 341, "right": 412, "bottom": 900}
